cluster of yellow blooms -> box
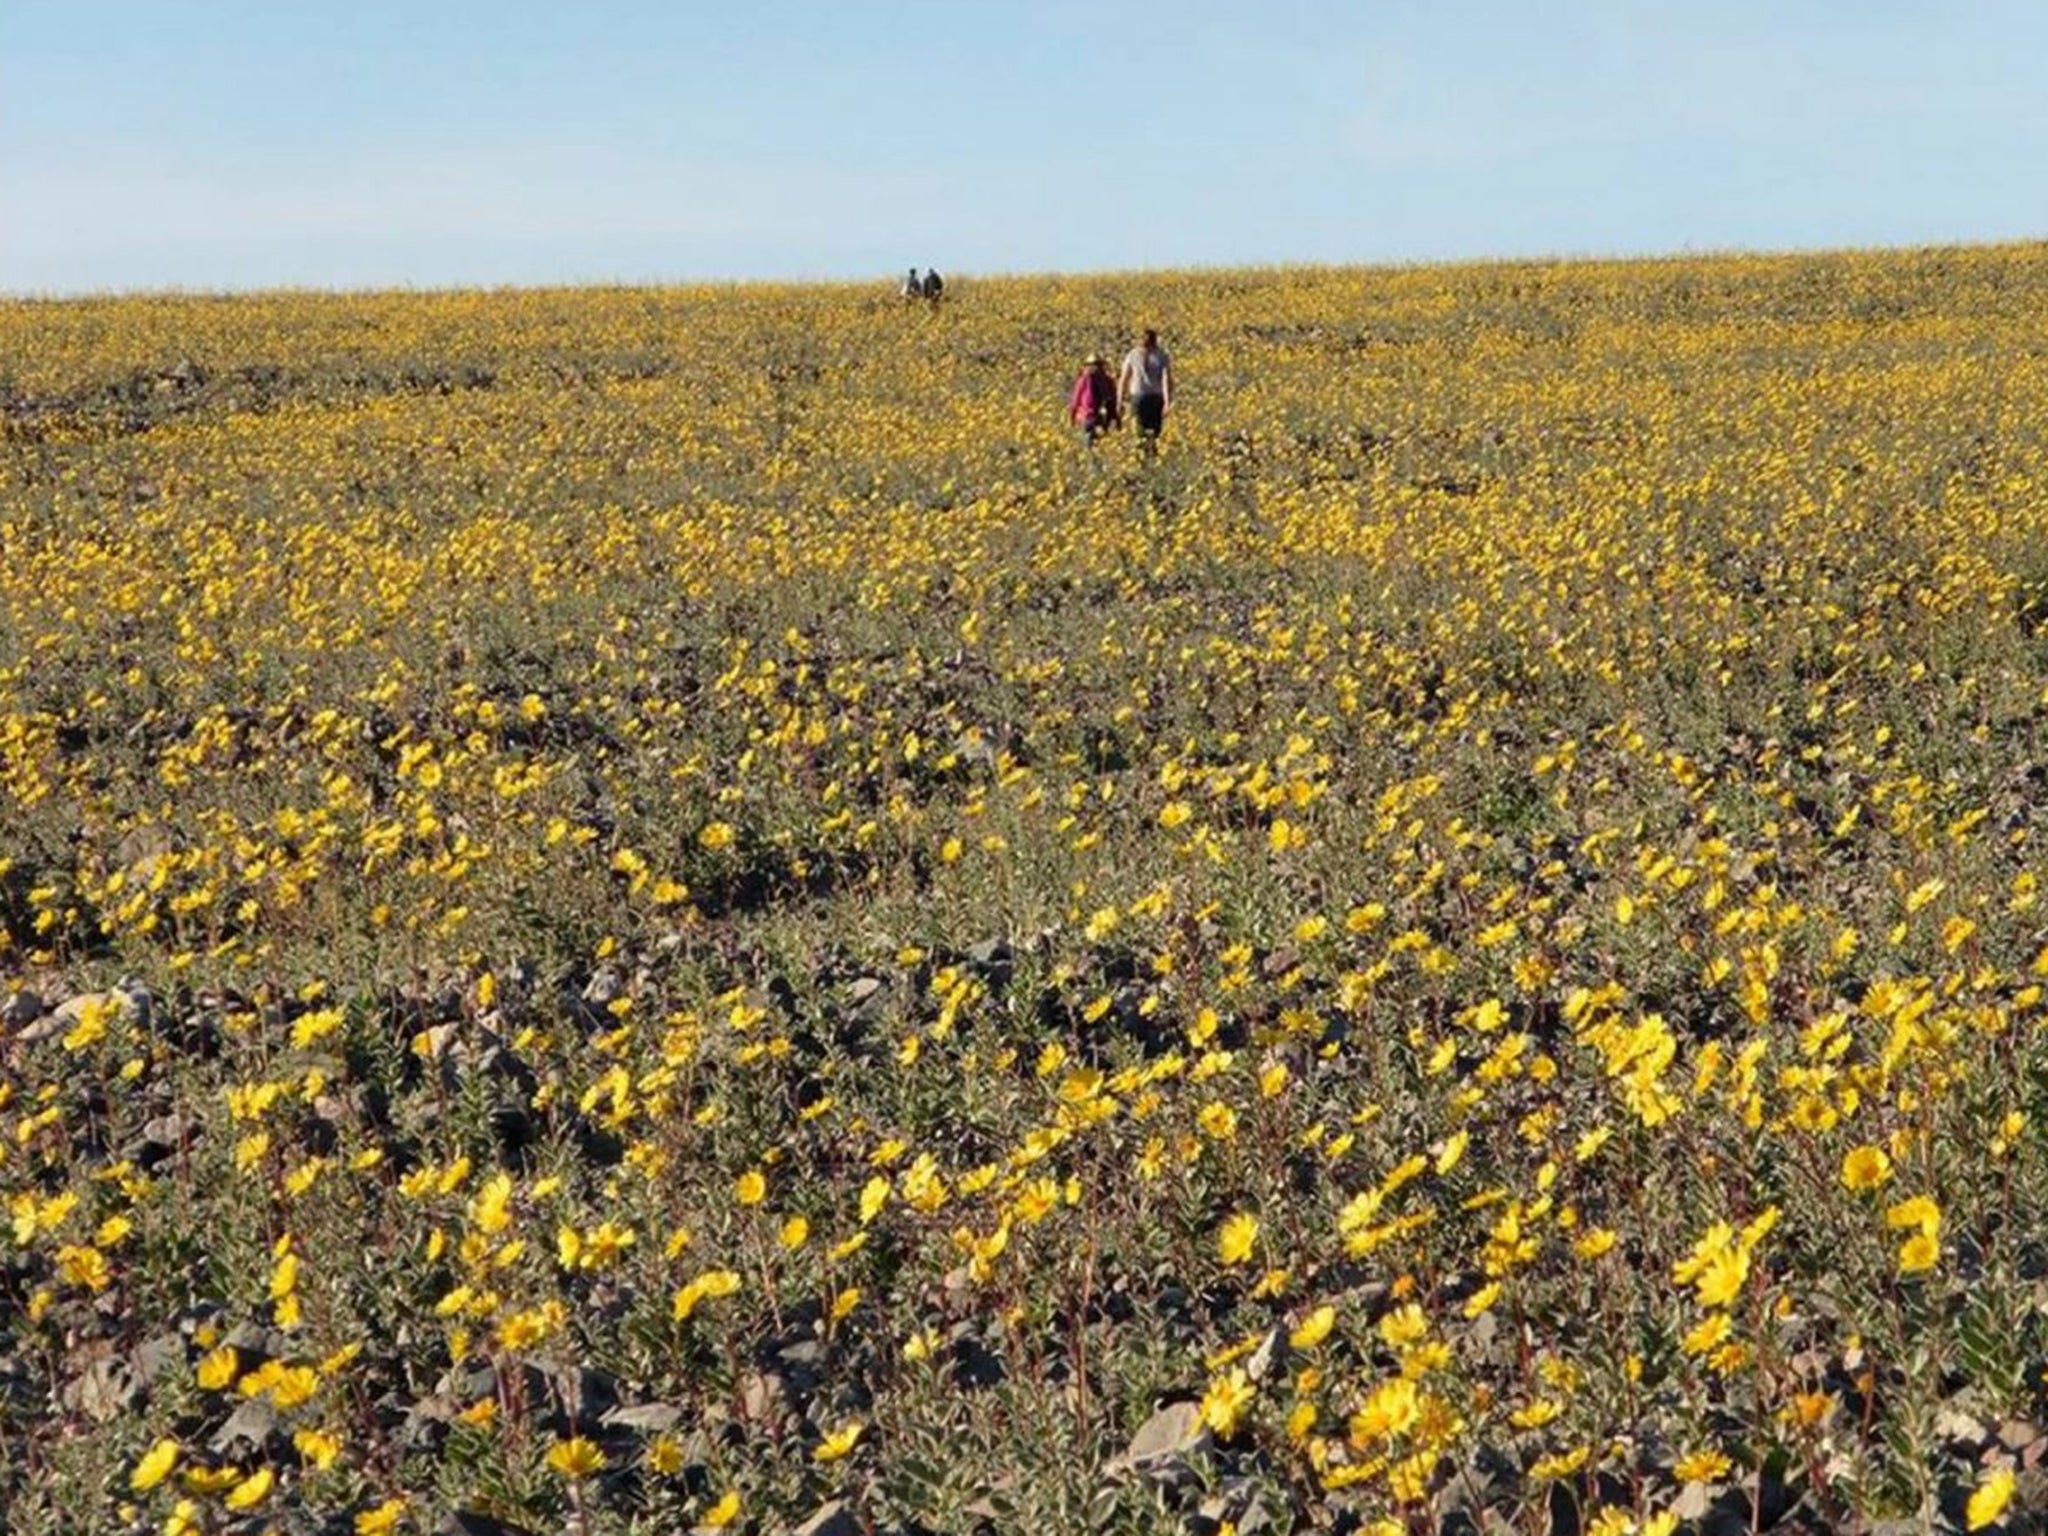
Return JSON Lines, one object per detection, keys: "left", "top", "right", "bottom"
{"left": 4, "top": 244, "right": 2048, "bottom": 1531}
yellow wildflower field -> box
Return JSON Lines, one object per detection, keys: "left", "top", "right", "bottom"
{"left": 4, "top": 245, "right": 2048, "bottom": 1532}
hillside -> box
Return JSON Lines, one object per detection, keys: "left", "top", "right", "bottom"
{"left": 5, "top": 246, "right": 2048, "bottom": 1533}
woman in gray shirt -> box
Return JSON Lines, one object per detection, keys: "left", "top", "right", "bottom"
{"left": 1118, "top": 328, "right": 1173, "bottom": 449}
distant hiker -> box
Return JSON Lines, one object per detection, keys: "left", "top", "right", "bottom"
{"left": 901, "top": 267, "right": 922, "bottom": 301}
{"left": 921, "top": 268, "right": 945, "bottom": 306}
{"left": 1068, "top": 353, "right": 1122, "bottom": 444}
{"left": 1118, "top": 328, "right": 1172, "bottom": 450}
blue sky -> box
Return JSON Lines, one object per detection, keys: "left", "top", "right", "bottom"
{"left": 5, "top": 0, "right": 2046, "bottom": 292}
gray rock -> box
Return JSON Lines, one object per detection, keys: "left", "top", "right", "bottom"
{"left": 132, "top": 1333, "right": 186, "bottom": 1384}
{"left": 114, "top": 822, "right": 177, "bottom": 870}
{"left": 602, "top": 1400, "right": 683, "bottom": 1435}
{"left": 133, "top": 1114, "right": 190, "bottom": 1162}
{"left": 1668, "top": 1481, "right": 1719, "bottom": 1521}
{"left": 964, "top": 937, "right": 1012, "bottom": 970}
{"left": 548, "top": 1364, "right": 619, "bottom": 1423}
{"left": 791, "top": 1500, "right": 859, "bottom": 1536}
{"left": 209, "top": 1397, "right": 281, "bottom": 1457}
{"left": 739, "top": 1370, "right": 791, "bottom": 1422}
{"left": 1997, "top": 1418, "right": 2042, "bottom": 1452}
{"left": 114, "top": 978, "right": 155, "bottom": 1025}
{"left": 581, "top": 965, "right": 624, "bottom": 1006}
{"left": 1244, "top": 1327, "right": 1283, "bottom": 1382}
{"left": 41, "top": 991, "right": 131, "bottom": 1041}
{"left": 1, "top": 990, "right": 44, "bottom": 1029}
{"left": 1198, "top": 1478, "right": 1273, "bottom": 1534}
{"left": 778, "top": 1338, "right": 828, "bottom": 1368}
{"left": 1111, "top": 1400, "right": 1212, "bottom": 1490}
{"left": 436, "top": 1362, "right": 499, "bottom": 1401}
{"left": 398, "top": 1393, "right": 456, "bottom": 1451}
{"left": 441, "top": 1513, "right": 539, "bottom": 1536}
{"left": 1437, "top": 1442, "right": 1523, "bottom": 1525}
{"left": 1935, "top": 1402, "right": 1990, "bottom": 1448}
{"left": 222, "top": 1321, "right": 290, "bottom": 1361}
{"left": 62, "top": 1355, "right": 143, "bottom": 1422}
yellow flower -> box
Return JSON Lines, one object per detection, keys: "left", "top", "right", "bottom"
{"left": 1897, "top": 1231, "right": 1940, "bottom": 1273}
{"left": 1217, "top": 1212, "right": 1259, "bottom": 1266}
{"left": 96, "top": 1214, "right": 134, "bottom": 1247}
{"left": 131, "top": 1438, "right": 180, "bottom": 1491}
{"left": 1694, "top": 1245, "right": 1749, "bottom": 1309}
{"left": 1885, "top": 1194, "right": 1941, "bottom": 1236}
{"left": 1572, "top": 1228, "right": 1617, "bottom": 1261}
{"left": 355, "top": 1497, "right": 407, "bottom": 1535}
{"left": 224, "top": 1466, "right": 274, "bottom": 1511}
{"left": 646, "top": 1435, "right": 685, "bottom": 1475}
{"left": 734, "top": 1169, "right": 767, "bottom": 1206}
{"left": 813, "top": 1420, "right": 864, "bottom": 1462}
{"left": 1783, "top": 1391, "right": 1835, "bottom": 1428}
{"left": 1530, "top": 1445, "right": 1590, "bottom": 1480}
{"left": 1351, "top": 1377, "right": 1419, "bottom": 1440}
{"left": 1434, "top": 1129, "right": 1469, "bottom": 1173}
{"left": 546, "top": 1436, "right": 608, "bottom": 1480}
{"left": 1200, "top": 1367, "right": 1257, "bottom": 1436}
{"left": 294, "top": 1426, "right": 342, "bottom": 1470}
{"left": 55, "top": 1244, "right": 111, "bottom": 1292}
{"left": 182, "top": 1465, "right": 240, "bottom": 1495}
{"left": 1286, "top": 1401, "right": 1317, "bottom": 1443}
{"left": 1682, "top": 1311, "right": 1732, "bottom": 1356}
{"left": 1904, "top": 877, "right": 1945, "bottom": 915}
{"left": 1378, "top": 1303, "right": 1428, "bottom": 1349}
{"left": 1840, "top": 1145, "right": 1892, "bottom": 1191}
{"left": 672, "top": 1266, "right": 743, "bottom": 1322}
{"left": 1198, "top": 1101, "right": 1239, "bottom": 1141}
{"left": 701, "top": 1489, "right": 742, "bottom": 1528}
{"left": 195, "top": 1346, "right": 239, "bottom": 1391}
{"left": 1289, "top": 1304, "right": 1336, "bottom": 1350}
{"left": 1674, "top": 1448, "right": 1732, "bottom": 1483}
{"left": 62, "top": 995, "right": 115, "bottom": 1052}
{"left": 859, "top": 1175, "right": 891, "bottom": 1223}
{"left": 1510, "top": 1398, "right": 1562, "bottom": 1430}
{"left": 1966, "top": 1466, "right": 2014, "bottom": 1530}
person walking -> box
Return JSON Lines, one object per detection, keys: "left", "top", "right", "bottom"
{"left": 1068, "top": 353, "right": 1121, "bottom": 445}
{"left": 1118, "top": 328, "right": 1173, "bottom": 451}
{"left": 901, "top": 267, "right": 922, "bottom": 301}
{"left": 921, "top": 268, "right": 945, "bottom": 307}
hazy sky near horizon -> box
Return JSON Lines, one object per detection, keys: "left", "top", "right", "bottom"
{"left": 6, "top": 0, "right": 2046, "bottom": 293}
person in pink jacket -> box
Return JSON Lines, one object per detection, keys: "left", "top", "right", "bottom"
{"left": 1068, "top": 353, "right": 1121, "bottom": 445}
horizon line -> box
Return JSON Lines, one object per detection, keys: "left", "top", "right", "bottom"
{"left": 6, "top": 232, "right": 2046, "bottom": 306}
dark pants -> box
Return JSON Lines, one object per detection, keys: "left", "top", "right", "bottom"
{"left": 1133, "top": 394, "right": 1165, "bottom": 437}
